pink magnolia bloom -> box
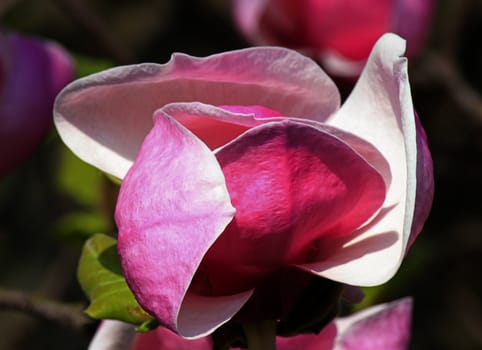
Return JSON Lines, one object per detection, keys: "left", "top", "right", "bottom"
{"left": 0, "top": 30, "right": 74, "bottom": 175}
{"left": 233, "top": 0, "right": 434, "bottom": 76}
{"left": 88, "top": 298, "right": 413, "bottom": 350}
{"left": 54, "top": 34, "right": 433, "bottom": 338}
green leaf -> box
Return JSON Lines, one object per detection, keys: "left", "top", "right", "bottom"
{"left": 77, "top": 233, "right": 155, "bottom": 326}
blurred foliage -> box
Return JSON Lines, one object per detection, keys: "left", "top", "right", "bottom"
{"left": 1, "top": 0, "right": 482, "bottom": 349}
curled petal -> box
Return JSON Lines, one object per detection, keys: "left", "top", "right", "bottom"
{"left": 54, "top": 46, "right": 339, "bottom": 179}
{"left": 116, "top": 111, "right": 252, "bottom": 337}
{"left": 314, "top": 33, "right": 423, "bottom": 285}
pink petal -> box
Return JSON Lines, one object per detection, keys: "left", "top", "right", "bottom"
{"left": 274, "top": 298, "right": 412, "bottom": 350}
{"left": 336, "top": 298, "right": 413, "bottom": 350}
{"left": 0, "top": 32, "right": 73, "bottom": 176}
{"left": 201, "top": 120, "right": 386, "bottom": 295}
{"left": 132, "top": 326, "right": 212, "bottom": 350}
{"left": 275, "top": 323, "right": 337, "bottom": 350}
{"left": 116, "top": 111, "right": 252, "bottom": 337}
{"left": 54, "top": 46, "right": 339, "bottom": 179}
{"left": 307, "top": 33, "right": 424, "bottom": 286}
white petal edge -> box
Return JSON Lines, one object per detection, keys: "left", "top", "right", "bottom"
{"left": 177, "top": 291, "right": 253, "bottom": 339}
{"left": 53, "top": 46, "right": 340, "bottom": 179}
{"left": 88, "top": 320, "right": 137, "bottom": 350}
{"left": 309, "top": 33, "right": 417, "bottom": 286}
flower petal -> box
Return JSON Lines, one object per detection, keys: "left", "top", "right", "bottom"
{"left": 132, "top": 325, "right": 213, "bottom": 350}
{"left": 157, "top": 102, "right": 282, "bottom": 150}
{"left": 88, "top": 320, "right": 137, "bottom": 350}
{"left": 273, "top": 297, "right": 412, "bottom": 350}
{"left": 408, "top": 113, "right": 434, "bottom": 248}
{"left": 275, "top": 322, "right": 337, "bottom": 350}
{"left": 336, "top": 298, "right": 413, "bottom": 350}
{"left": 116, "top": 110, "right": 253, "bottom": 337}
{"left": 202, "top": 120, "right": 386, "bottom": 295}
{"left": 54, "top": 46, "right": 339, "bottom": 179}
{"left": 314, "top": 33, "right": 420, "bottom": 285}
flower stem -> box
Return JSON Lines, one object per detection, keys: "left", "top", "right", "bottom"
{"left": 242, "top": 320, "right": 277, "bottom": 350}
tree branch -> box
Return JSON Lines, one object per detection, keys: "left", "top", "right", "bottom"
{"left": 0, "top": 288, "right": 95, "bottom": 333}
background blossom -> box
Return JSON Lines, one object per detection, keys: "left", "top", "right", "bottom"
{"left": 232, "top": 0, "right": 434, "bottom": 76}
{"left": 0, "top": 30, "right": 74, "bottom": 176}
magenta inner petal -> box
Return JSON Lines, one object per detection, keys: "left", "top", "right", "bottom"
{"left": 200, "top": 120, "right": 386, "bottom": 295}
{"left": 174, "top": 104, "right": 283, "bottom": 149}
{"left": 177, "top": 116, "right": 250, "bottom": 150}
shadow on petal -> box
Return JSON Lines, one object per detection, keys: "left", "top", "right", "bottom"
{"left": 301, "top": 230, "right": 399, "bottom": 271}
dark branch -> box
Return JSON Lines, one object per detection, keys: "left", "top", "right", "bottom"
{"left": 0, "top": 288, "right": 95, "bottom": 333}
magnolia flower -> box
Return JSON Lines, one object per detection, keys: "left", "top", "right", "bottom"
{"left": 88, "top": 298, "right": 413, "bottom": 350}
{"left": 0, "top": 30, "right": 74, "bottom": 175}
{"left": 233, "top": 0, "right": 434, "bottom": 76}
{"left": 54, "top": 34, "right": 433, "bottom": 338}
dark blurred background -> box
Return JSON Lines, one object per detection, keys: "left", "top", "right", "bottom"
{"left": 1, "top": 0, "right": 481, "bottom": 349}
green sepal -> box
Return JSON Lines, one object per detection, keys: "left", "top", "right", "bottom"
{"left": 137, "top": 319, "right": 161, "bottom": 333}
{"left": 77, "top": 233, "right": 156, "bottom": 327}
{"left": 104, "top": 172, "right": 122, "bottom": 186}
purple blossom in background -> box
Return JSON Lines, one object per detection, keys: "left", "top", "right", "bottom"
{"left": 0, "top": 30, "right": 74, "bottom": 176}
